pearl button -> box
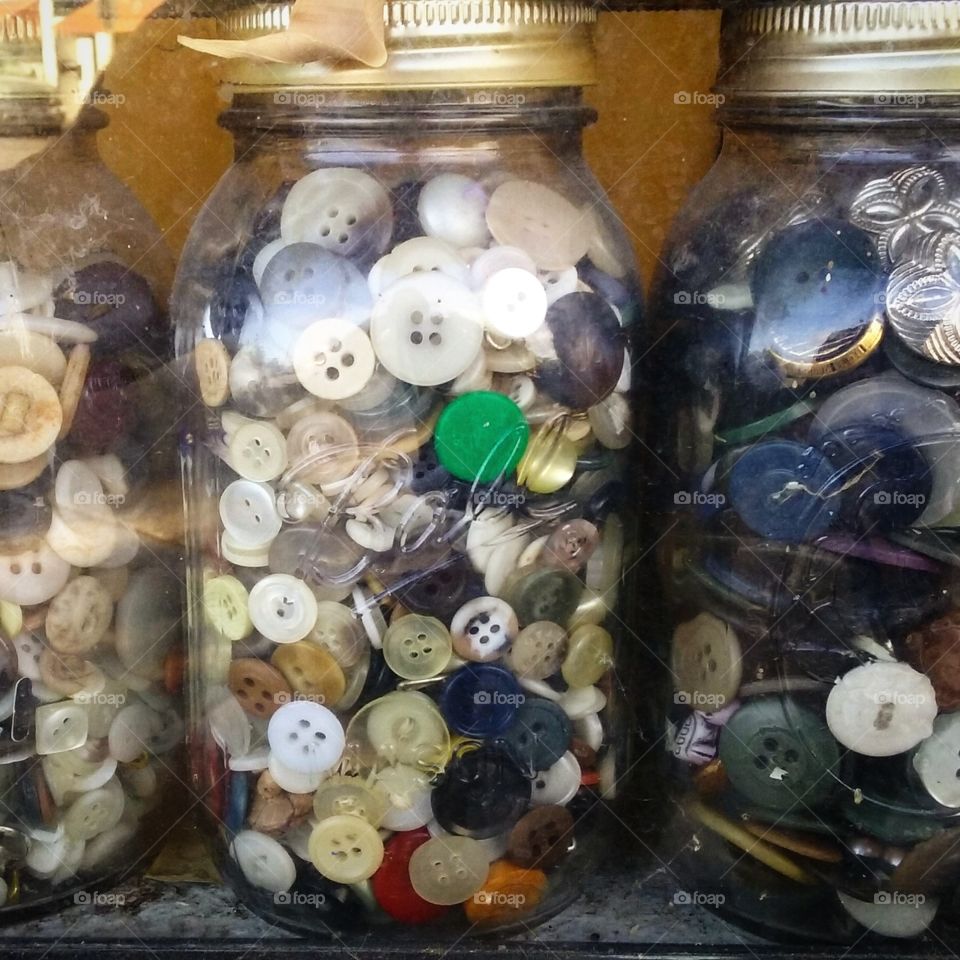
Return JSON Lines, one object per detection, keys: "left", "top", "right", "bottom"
{"left": 418, "top": 174, "right": 491, "bottom": 248}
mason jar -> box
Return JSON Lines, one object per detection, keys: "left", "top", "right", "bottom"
{"left": 175, "top": 0, "right": 641, "bottom": 934}
{"left": 645, "top": 0, "right": 960, "bottom": 943}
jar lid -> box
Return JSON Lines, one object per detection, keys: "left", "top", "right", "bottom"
{"left": 181, "top": 0, "right": 598, "bottom": 90}
{"left": 718, "top": 1, "right": 960, "bottom": 97}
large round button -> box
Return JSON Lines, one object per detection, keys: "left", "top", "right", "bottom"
{"left": 506, "top": 805, "right": 574, "bottom": 869}
{"left": 561, "top": 624, "right": 613, "bottom": 689}
{"left": 382, "top": 614, "right": 452, "bottom": 680}
{"left": 228, "top": 657, "right": 291, "bottom": 718}
{"left": 248, "top": 574, "right": 318, "bottom": 644}
{"left": 271, "top": 640, "right": 347, "bottom": 707}
{"left": 408, "top": 835, "right": 490, "bottom": 905}
{"left": 718, "top": 697, "right": 840, "bottom": 812}
{"left": 360, "top": 690, "right": 450, "bottom": 768}
{"left": 450, "top": 597, "right": 518, "bottom": 663}
{"left": 44, "top": 576, "right": 112, "bottom": 656}
{"left": 826, "top": 661, "right": 937, "bottom": 757}
{"left": 231, "top": 829, "right": 296, "bottom": 893}
{"left": 370, "top": 273, "right": 484, "bottom": 386}
{"left": 228, "top": 421, "right": 288, "bottom": 483}
{"left": 504, "top": 567, "right": 582, "bottom": 627}
{"left": 418, "top": 173, "right": 490, "bottom": 248}
{"left": 671, "top": 612, "right": 743, "bottom": 715}
{"left": 219, "top": 480, "right": 283, "bottom": 548}
{"left": 266, "top": 700, "right": 345, "bottom": 773}
{"left": 439, "top": 665, "right": 523, "bottom": 737}
{"left": 0, "top": 366, "right": 62, "bottom": 463}
{"left": 500, "top": 698, "right": 571, "bottom": 772}
{"left": 434, "top": 390, "right": 529, "bottom": 483}
{"left": 309, "top": 814, "right": 384, "bottom": 883}
{"left": 293, "top": 319, "right": 375, "bottom": 400}
{"left": 507, "top": 621, "right": 568, "bottom": 680}
{"left": 372, "top": 827, "right": 450, "bottom": 924}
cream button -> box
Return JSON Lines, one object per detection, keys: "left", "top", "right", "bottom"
{"left": 450, "top": 597, "right": 518, "bottom": 662}
{"left": 35, "top": 700, "right": 89, "bottom": 755}
{"left": 345, "top": 514, "right": 395, "bottom": 553}
{"left": 481, "top": 268, "right": 548, "bottom": 339}
{"left": 0, "top": 365, "right": 62, "bottom": 463}
{"left": 228, "top": 421, "right": 288, "bottom": 483}
{"left": 557, "top": 685, "right": 606, "bottom": 720}
{"left": 39, "top": 648, "right": 104, "bottom": 698}
{"left": 267, "top": 700, "right": 345, "bottom": 773}
{"left": 309, "top": 599, "right": 366, "bottom": 668}
{"left": 81, "top": 821, "right": 136, "bottom": 871}
{"left": 107, "top": 702, "right": 161, "bottom": 762}
{"left": 837, "top": 890, "right": 938, "bottom": 938}
{"left": 62, "top": 777, "right": 124, "bottom": 840}
{"left": 506, "top": 621, "right": 568, "bottom": 681}
{"left": 408, "top": 835, "right": 489, "bottom": 905}
{"left": 248, "top": 574, "right": 318, "bottom": 644}
{"left": 484, "top": 535, "right": 531, "bottom": 597}
{"left": 293, "top": 318, "right": 376, "bottom": 400}
{"left": 221, "top": 532, "right": 270, "bottom": 568}
{"left": 0, "top": 331, "right": 66, "bottom": 385}
{"left": 498, "top": 374, "right": 536, "bottom": 411}
{"left": 383, "top": 614, "right": 452, "bottom": 680}
{"left": 14, "top": 631, "right": 43, "bottom": 681}
{"left": 232, "top": 829, "right": 297, "bottom": 893}
{"left": 671, "top": 612, "right": 742, "bottom": 714}
{"left": 418, "top": 173, "right": 491, "bottom": 248}
{"left": 209, "top": 694, "right": 252, "bottom": 759}
{"left": 46, "top": 509, "right": 119, "bottom": 568}
{"left": 913, "top": 712, "right": 960, "bottom": 807}
{"left": 285, "top": 411, "right": 359, "bottom": 486}
{"left": 252, "top": 237, "right": 288, "bottom": 285}
{"left": 0, "top": 262, "right": 52, "bottom": 314}
{"left": 361, "top": 690, "right": 449, "bottom": 768}
{"left": 0, "top": 542, "right": 70, "bottom": 606}
{"left": 45, "top": 576, "right": 112, "bottom": 656}
{"left": 531, "top": 750, "right": 581, "bottom": 806}
{"left": 368, "top": 237, "right": 470, "bottom": 297}
{"left": 581, "top": 203, "right": 629, "bottom": 279}
{"left": 195, "top": 338, "right": 231, "bottom": 408}
{"left": 204, "top": 575, "right": 254, "bottom": 643}
{"left": 470, "top": 246, "right": 537, "bottom": 289}
{"left": 588, "top": 392, "right": 632, "bottom": 450}
{"left": 313, "top": 774, "right": 389, "bottom": 826}
{"left": 219, "top": 480, "right": 283, "bottom": 548}
{"left": 309, "top": 814, "right": 384, "bottom": 884}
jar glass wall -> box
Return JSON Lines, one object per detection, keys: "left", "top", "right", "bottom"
{"left": 175, "top": 87, "right": 641, "bottom": 935}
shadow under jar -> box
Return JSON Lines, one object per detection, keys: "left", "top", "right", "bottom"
{"left": 175, "top": 0, "right": 642, "bottom": 937}
{"left": 645, "top": 0, "right": 960, "bottom": 945}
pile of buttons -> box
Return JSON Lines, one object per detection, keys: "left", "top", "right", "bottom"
{"left": 192, "top": 167, "right": 636, "bottom": 928}
{"left": 662, "top": 165, "right": 960, "bottom": 938}
{"left": 0, "top": 259, "right": 182, "bottom": 906}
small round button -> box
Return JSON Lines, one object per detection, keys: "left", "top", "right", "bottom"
{"left": 507, "top": 621, "right": 568, "bottom": 680}
{"left": 464, "top": 859, "right": 547, "bottom": 924}
{"left": 44, "top": 576, "right": 112, "bottom": 656}
{"left": 450, "top": 597, "right": 518, "bottom": 663}
{"left": 481, "top": 268, "right": 548, "bottom": 339}
{"left": 62, "top": 778, "right": 124, "bottom": 841}
{"left": 408, "top": 834, "right": 490, "bottom": 905}
{"left": 561, "top": 624, "right": 613, "bottom": 689}
{"left": 372, "top": 827, "right": 450, "bottom": 924}
{"left": 293, "top": 319, "right": 376, "bottom": 400}
{"left": 0, "top": 366, "right": 62, "bottom": 463}
{"left": 248, "top": 574, "right": 318, "bottom": 644}
{"left": 530, "top": 750, "right": 581, "bottom": 806}
{"left": 229, "top": 421, "right": 288, "bottom": 483}
{"left": 195, "top": 338, "right": 231, "bottom": 407}
{"left": 228, "top": 658, "right": 291, "bottom": 718}
{"left": 418, "top": 173, "right": 490, "bottom": 248}
{"left": 439, "top": 665, "right": 523, "bottom": 737}
{"left": 308, "top": 600, "right": 365, "bottom": 668}
{"left": 267, "top": 700, "right": 345, "bottom": 773}
{"left": 506, "top": 804, "right": 574, "bottom": 869}
{"left": 383, "top": 614, "right": 452, "bottom": 681}
{"left": 313, "top": 775, "right": 389, "bottom": 826}
{"left": 309, "top": 814, "right": 384, "bottom": 884}
{"left": 204, "top": 575, "right": 254, "bottom": 643}
{"left": 271, "top": 640, "right": 347, "bottom": 707}
{"left": 231, "top": 829, "right": 296, "bottom": 893}
{"left": 719, "top": 696, "right": 840, "bottom": 812}
{"left": 504, "top": 567, "right": 582, "bottom": 627}
{"left": 543, "top": 520, "right": 599, "bottom": 574}
{"left": 671, "top": 612, "right": 743, "bottom": 714}
{"left": 219, "top": 480, "right": 283, "bottom": 548}
{"left": 285, "top": 411, "right": 359, "bottom": 485}
{"left": 500, "top": 698, "right": 571, "bottom": 772}
{"left": 826, "top": 661, "right": 937, "bottom": 757}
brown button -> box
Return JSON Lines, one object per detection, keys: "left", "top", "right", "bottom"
{"left": 542, "top": 520, "right": 600, "bottom": 574}
{"left": 195, "top": 339, "right": 231, "bottom": 408}
{"left": 569, "top": 738, "right": 596, "bottom": 770}
{"left": 227, "top": 657, "right": 291, "bottom": 718}
{"left": 270, "top": 640, "right": 346, "bottom": 708}
{"left": 58, "top": 344, "right": 90, "bottom": 440}
{"left": 256, "top": 768, "right": 284, "bottom": 800}
{"left": 905, "top": 610, "right": 960, "bottom": 710}
{"left": 506, "top": 804, "right": 574, "bottom": 870}
{"left": 38, "top": 647, "right": 102, "bottom": 696}
{"left": 891, "top": 827, "right": 960, "bottom": 895}
{"left": 45, "top": 576, "right": 113, "bottom": 656}
{"left": 248, "top": 794, "right": 294, "bottom": 834}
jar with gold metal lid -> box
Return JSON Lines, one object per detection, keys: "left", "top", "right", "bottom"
{"left": 646, "top": 0, "right": 960, "bottom": 943}
{"left": 175, "top": 0, "right": 641, "bottom": 934}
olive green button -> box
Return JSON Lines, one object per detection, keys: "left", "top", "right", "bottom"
{"left": 434, "top": 390, "right": 529, "bottom": 483}
{"left": 203, "top": 575, "right": 253, "bottom": 643}
{"left": 504, "top": 567, "right": 582, "bottom": 628}
{"left": 561, "top": 624, "right": 613, "bottom": 688}
{"left": 382, "top": 614, "right": 452, "bottom": 680}
{"left": 718, "top": 697, "right": 840, "bottom": 813}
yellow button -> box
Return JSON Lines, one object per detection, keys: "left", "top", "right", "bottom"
{"left": 560, "top": 624, "right": 613, "bottom": 688}
{"left": 382, "top": 614, "right": 452, "bottom": 680}
{"left": 516, "top": 423, "right": 577, "bottom": 494}
{"left": 309, "top": 815, "right": 384, "bottom": 884}
{"left": 271, "top": 640, "right": 347, "bottom": 708}
{"left": 0, "top": 366, "right": 62, "bottom": 463}
{"left": 203, "top": 575, "right": 253, "bottom": 643}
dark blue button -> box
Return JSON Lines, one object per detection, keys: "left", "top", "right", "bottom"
{"left": 354, "top": 649, "right": 399, "bottom": 709}
{"left": 499, "top": 698, "right": 571, "bottom": 773}
{"left": 431, "top": 744, "right": 531, "bottom": 839}
{"left": 439, "top": 665, "right": 522, "bottom": 737}
{"left": 409, "top": 443, "right": 451, "bottom": 494}
{"left": 727, "top": 440, "right": 838, "bottom": 542}
{"left": 752, "top": 219, "right": 884, "bottom": 365}
{"left": 392, "top": 554, "right": 484, "bottom": 621}
{"left": 224, "top": 771, "right": 249, "bottom": 835}
{"left": 578, "top": 258, "right": 643, "bottom": 327}
{"left": 210, "top": 268, "right": 261, "bottom": 354}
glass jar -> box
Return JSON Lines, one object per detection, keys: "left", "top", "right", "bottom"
{"left": 646, "top": 0, "right": 960, "bottom": 944}
{"left": 0, "top": 57, "right": 182, "bottom": 918}
{"left": 175, "top": 0, "right": 641, "bottom": 935}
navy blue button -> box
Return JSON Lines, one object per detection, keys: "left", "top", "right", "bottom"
{"left": 818, "top": 423, "right": 931, "bottom": 530}
{"left": 409, "top": 443, "right": 451, "bottom": 494}
{"left": 209, "top": 268, "right": 261, "bottom": 354}
{"left": 224, "top": 771, "right": 249, "bottom": 835}
{"left": 431, "top": 744, "right": 531, "bottom": 839}
{"left": 752, "top": 219, "right": 884, "bottom": 365}
{"left": 727, "top": 440, "right": 838, "bottom": 542}
{"left": 392, "top": 554, "right": 484, "bottom": 622}
{"left": 884, "top": 332, "right": 960, "bottom": 390}
{"left": 354, "top": 649, "right": 399, "bottom": 709}
{"left": 499, "top": 698, "right": 571, "bottom": 773}
{"left": 439, "top": 665, "right": 522, "bottom": 738}
{"left": 578, "top": 258, "right": 643, "bottom": 326}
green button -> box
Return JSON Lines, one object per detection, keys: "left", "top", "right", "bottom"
{"left": 435, "top": 390, "right": 529, "bottom": 483}
{"left": 840, "top": 796, "right": 944, "bottom": 845}
{"left": 718, "top": 696, "right": 840, "bottom": 813}
{"left": 504, "top": 567, "right": 582, "bottom": 628}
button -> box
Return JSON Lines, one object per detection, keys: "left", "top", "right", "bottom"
{"left": 209, "top": 694, "right": 251, "bottom": 760}
{"left": 587, "top": 392, "right": 631, "bottom": 451}
{"left": 826, "top": 661, "right": 937, "bottom": 757}
{"left": 248, "top": 574, "right": 318, "bottom": 645}
{"left": 0, "top": 541, "right": 65, "bottom": 607}
{"left": 228, "top": 347, "right": 304, "bottom": 419}
{"left": 14, "top": 631, "right": 43, "bottom": 681}
{"left": 418, "top": 173, "right": 490, "bottom": 248}
{"left": 506, "top": 621, "right": 567, "bottom": 680}
{"left": 434, "top": 390, "right": 529, "bottom": 484}
{"left": 313, "top": 774, "right": 389, "bottom": 826}
{"left": 228, "top": 657, "right": 291, "bottom": 718}
{"left": 671, "top": 612, "right": 742, "bottom": 714}
{"left": 890, "top": 827, "right": 960, "bottom": 895}
{"left": 267, "top": 752, "right": 325, "bottom": 794}
{"left": 481, "top": 269, "right": 548, "bottom": 339}
{"left": 309, "top": 813, "right": 384, "bottom": 883}
{"left": 356, "top": 690, "right": 449, "bottom": 768}
{"left": 506, "top": 804, "right": 573, "bottom": 869}
{"left": 221, "top": 533, "right": 270, "bottom": 569}
{"left": 195, "top": 338, "right": 231, "bottom": 408}
{"left": 105, "top": 702, "right": 158, "bottom": 762}
{"left": 408, "top": 834, "right": 490, "bottom": 904}
{"left": 0, "top": 262, "right": 51, "bottom": 314}
{"left": 204, "top": 575, "right": 254, "bottom": 643}
{"left": 271, "top": 640, "right": 346, "bottom": 707}
{"left": 0, "top": 366, "right": 62, "bottom": 463}
{"left": 369, "top": 237, "right": 470, "bottom": 297}
{"left": 486, "top": 181, "right": 589, "bottom": 271}
{"left": 39, "top": 648, "right": 104, "bottom": 698}
{"left": 292, "top": 319, "right": 376, "bottom": 400}
{"left": 268, "top": 525, "right": 367, "bottom": 591}
{"left": 483, "top": 534, "right": 532, "bottom": 597}
{"left": 219, "top": 480, "right": 283, "bottom": 548}
{"left": 913, "top": 713, "right": 960, "bottom": 807}
{"left": 285, "top": 411, "right": 359, "bottom": 486}
{"left": 540, "top": 266, "right": 579, "bottom": 306}
{"left": 561, "top": 624, "right": 613, "bottom": 689}
{"left": 370, "top": 273, "right": 484, "bottom": 386}
{"left": 837, "top": 889, "right": 938, "bottom": 939}
{"left": 62, "top": 778, "right": 124, "bottom": 840}
{"left": 503, "top": 567, "right": 582, "bottom": 627}
{"left": 449, "top": 597, "right": 518, "bottom": 663}
{"left": 0, "top": 331, "right": 65, "bottom": 385}
{"left": 439, "top": 665, "right": 523, "bottom": 737}
{"left": 500, "top": 698, "right": 571, "bottom": 772}
{"left": 308, "top": 600, "right": 365, "bottom": 668}
{"left": 372, "top": 827, "right": 450, "bottom": 924}
{"left": 905, "top": 610, "right": 960, "bottom": 710}
{"left": 44, "top": 576, "right": 112, "bottom": 656}
{"left": 718, "top": 696, "right": 840, "bottom": 811}
{"left": 382, "top": 614, "right": 452, "bottom": 681}
{"left": 530, "top": 750, "right": 581, "bottom": 807}
{"left": 267, "top": 699, "right": 345, "bottom": 773}
{"left": 281, "top": 168, "right": 393, "bottom": 261}
{"left": 228, "top": 421, "right": 288, "bottom": 483}
{"left": 557, "top": 686, "right": 606, "bottom": 720}
{"left": 464, "top": 859, "right": 547, "bottom": 923}
{"left": 543, "top": 520, "right": 599, "bottom": 574}
{"left": 376, "top": 763, "right": 435, "bottom": 831}
{"left": 35, "top": 700, "right": 89, "bottom": 755}
{"left": 231, "top": 829, "right": 297, "bottom": 893}
{"left": 115, "top": 567, "right": 180, "bottom": 680}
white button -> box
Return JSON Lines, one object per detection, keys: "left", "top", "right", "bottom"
{"left": 368, "top": 237, "right": 470, "bottom": 297}
{"left": 107, "top": 702, "right": 161, "bottom": 762}
{"left": 43, "top": 749, "right": 117, "bottom": 804}
{"left": 588, "top": 392, "right": 631, "bottom": 450}
{"left": 219, "top": 480, "right": 283, "bottom": 548}
{"left": 531, "top": 751, "right": 581, "bottom": 806}
{"left": 375, "top": 764, "right": 434, "bottom": 830}
{"left": 267, "top": 752, "right": 328, "bottom": 793}
{"left": 425, "top": 819, "right": 507, "bottom": 863}
{"left": 418, "top": 173, "right": 490, "bottom": 248}
{"left": 36, "top": 700, "right": 89, "bottom": 754}
{"left": 249, "top": 574, "right": 318, "bottom": 644}
{"left": 252, "top": 238, "right": 288, "bottom": 285}
{"left": 557, "top": 685, "right": 606, "bottom": 719}
{"left": 481, "top": 268, "right": 548, "bottom": 339}
{"left": 345, "top": 514, "right": 395, "bottom": 552}
{"left": 470, "top": 246, "right": 538, "bottom": 289}
{"left": 0, "top": 262, "right": 52, "bottom": 314}
{"left": 0, "top": 542, "right": 70, "bottom": 606}
{"left": 447, "top": 349, "right": 491, "bottom": 396}
{"left": 518, "top": 676, "right": 562, "bottom": 701}
{"left": 0, "top": 313, "right": 95, "bottom": 343}
{"left": 267, "top": 700, "right": 345, "bottom": 773}
{"left": 285, "top": 411, "right": 359, "bottom": 486}
{"left": 498, "top": 374, "right": 536, "bottom": 411}
{"left": 209, "top": 693, "right": 252, "bottom": 758}
{"left": 540, "top": 266, "right": 578, "bottom": 305}
{"left": 450, "top": 596, "right": 518, "bottom": 662}
{"left": 913, "top": 712, "right": 960, "bottom": 807}
{"left": 115, "top": 567, "right": 180, "bottom": 680}
{"left": 308, "top": 814, "right": 384, "bottom": 884}
{"left": 837, "top": 890, "right": 938, "bottom": 938}
{"left": 826, "top": 661, "right": 937, "bottom": 757}
{"left": 370, "top": 273, "right": 484, "bottom": 386}
{"left": 465, "top": 508, "right": 514, "bottom": 572}
{"left": 229, "top": 744, "right": 270, "bottom": 773}
{"left": 351, "top": 586, "right": 386, "bottom": 653}
{"left": 228, "top": 421, "right": 288, "bottom": 483}
{"left": 62, "top": 777, "right": 124, "bottom": 840}
{"left": 25, "top": 834, "right": 82, "bottom": 879}
{"left": 232, "top": 829, "right": 297, "bottom": 893}
{"left": 15, "top": 631, "right": 43, "bottom": 680}
{"left": 221, "top": 532, "right": 271, "bottom": 568}
{"left": 280, "top": 167, "right": 393, "bottom": 259}
{"left": 574, "top": 711, "right": 603, "bottom": 751}
{"left": 46, "top": 509, "right": 119, "bottom": 568}
{"left": 293, "top": 318, "right": 375, "bottom": 400}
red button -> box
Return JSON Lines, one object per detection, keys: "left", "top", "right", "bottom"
{"left": 372, "top": 827, "right": 449, "bottom": 925}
